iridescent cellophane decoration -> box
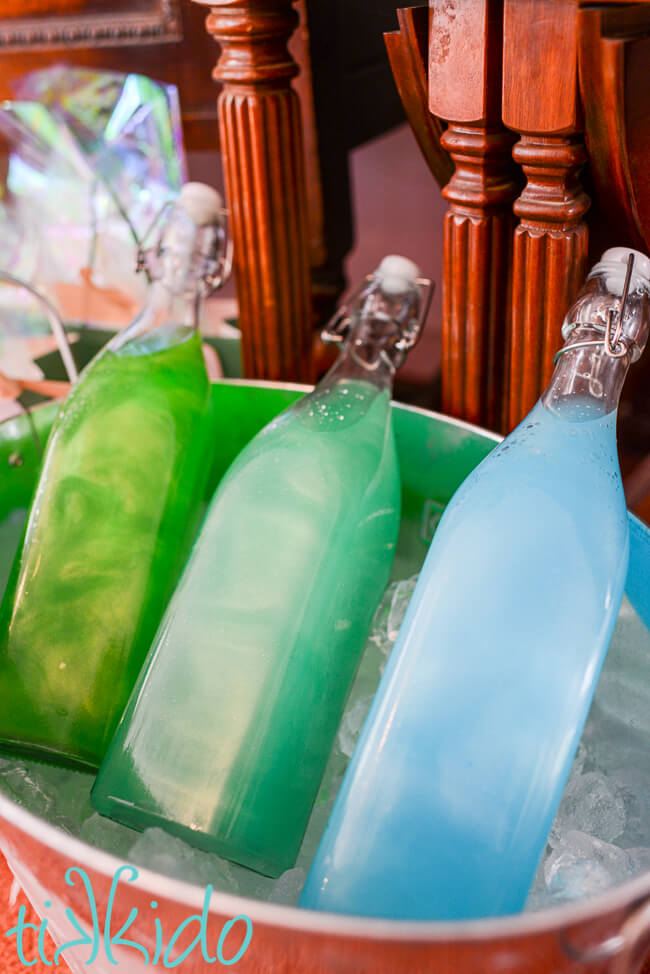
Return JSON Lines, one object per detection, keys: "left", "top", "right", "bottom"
{"left": 0, "top": 67, "right": 187, "bottom": 319}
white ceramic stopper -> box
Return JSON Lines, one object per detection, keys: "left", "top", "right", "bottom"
{"left": 592, "top": 247, "right": 650, "bottom": 296}
{"left": 177, "top": 182, "right": 224, "bottom": 227}
{"left": 375, "top": 255, "right": 421, "bottom": 295}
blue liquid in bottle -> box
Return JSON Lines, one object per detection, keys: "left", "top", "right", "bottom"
{"left": 300, "top": 395, "right": 629, "bottom": 920}
{"left": 301, "top": 248, "right": 650, "bottom": 921}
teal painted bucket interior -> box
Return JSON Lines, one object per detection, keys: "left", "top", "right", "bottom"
{"left": 2, "top": 380, "right": 650, "bottom": 971}
{"left": 0, "top": 381, "right": 499, "bottom": 599}
{"left": 1, "top": 380, "right": 650, "bottom": 626}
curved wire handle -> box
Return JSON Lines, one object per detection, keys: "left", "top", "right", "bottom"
{"left": 0, "top": 271, "right": 78, "bottom": 383}
{"left": 135, "top": 199, "right": 233, "bottom": 298}
{"left": 559, "top": 895, "right": 650, "bottom": 972}
{"left": 0, "top": 272, "right": 77, "bottom": 458}
{"left": 203, "top": 234, "right": 234, "bottom": 297}
{"left": 321, "top": 274, "right": 435, "bottom": 370}
{"left": 554, "top": 253, "right": 636, "bottom": 365}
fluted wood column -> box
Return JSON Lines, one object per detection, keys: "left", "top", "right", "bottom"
{"left": 439, "top": 125, "right": 517, "bottom": 430}
{"left": 429, "top": 0, "right": 518, "bottom": 433}
{"left": 194, "top": 0, "right": 312, "bottom": 381}
{"left": 503, "top": 0, "right": 590, "bottom": 430}
{"left": 507, "top": 137, "right": 589, "bottom": 428}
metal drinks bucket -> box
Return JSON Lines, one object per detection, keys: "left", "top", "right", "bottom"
{"left": 1, "top": 381, "right": 649, "bottom": 973}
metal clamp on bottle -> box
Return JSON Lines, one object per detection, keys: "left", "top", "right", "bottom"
{"left": 321, "top": 256, "right": 434, "bottom": 371}
{"left": 135, "top": 183, "right": 233, "bottom": 297}
{"left": 554, "top": 252, "right": 642, "bottom": 364}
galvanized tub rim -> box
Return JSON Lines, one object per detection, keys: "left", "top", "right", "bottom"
{"left": 1, "top": 381, "right": 648, "bottom": 951}
{"left": 2, "top": 783, "right": 650, "bottom": 945}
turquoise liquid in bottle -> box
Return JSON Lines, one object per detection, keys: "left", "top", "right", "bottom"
{"left": 92, "top": 257, "right": 431, "bottom": 877}
{"left": 300, "top": 247, "right": 650, "bottom": 920}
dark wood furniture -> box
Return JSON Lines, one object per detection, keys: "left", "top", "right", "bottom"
{"left": 428, "top": 0, "right": 517, "bottom": 431}
{"left": 385, "top": 0, "right": 650, "bottom": 532}
{"left": 502, "top": 0, "right": 590, "bottom": 431}
{"left": 0, "top": 0, "right": 219, "bottom": 149}
{"left": 192, "top": 0, "right": 408, "bottom": 380}
{"left": 388, "top": 0, "right": 650, "bottom": 439}
{"left": 193, "top": 0, "right": 312, "bottom": 380}
{"left": 2, "top": 0, "right": 649, "bottom": 430}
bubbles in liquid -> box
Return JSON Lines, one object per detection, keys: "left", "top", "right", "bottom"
{"left": 301, "top": 380, "right": 376, "bottom": 431}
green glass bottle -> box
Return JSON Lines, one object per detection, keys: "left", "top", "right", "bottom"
{"left": 0, "top": 182, "right": 230, "bottom": 769}
{"left": 92, "top": 257, "right": 432, "bottom": 876}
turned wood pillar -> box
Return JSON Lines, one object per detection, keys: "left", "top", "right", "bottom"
{"left": 429, "top": 0, "right": 519, "bottom": 432}
{"left": 502, "top": 0, "right": 590, "bottom": 430}
{"left": 194, "top": 0, "right": 312, "bottom": 381}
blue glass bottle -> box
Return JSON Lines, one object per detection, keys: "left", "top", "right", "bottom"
{"left": 300, "top": 247, "right": 650, "bottom": 921}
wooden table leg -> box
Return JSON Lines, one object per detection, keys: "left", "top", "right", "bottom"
{"left": 429, "top": 0, "right": 518, "bottom": 432}
{"left": 502, "top": 0, "right": 590, "bottom": 430}
{"left": 193, "top": 0, "right": 313, "bottom": 382}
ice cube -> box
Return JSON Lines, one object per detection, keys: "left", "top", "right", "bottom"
{"left": 570, "top": 742, "right": 587, "bottom": 777}
{"left": 595, "top": 596, "right": 650, "bottom": 737}
{"left": 337, "top": 696, "right": 373, "bottom": 758}
{"left": 267, "top": 867, "right": 306, "bottom": 905}
{"left": 295, "top": 776, "right": 342, "bottom": 875}
{"left": 525, "top": 856, "right": 552, "bottom": 911}
{"left": 387, "top": 577, "right": 417, "bottom": 644}
{"left": 544, "top": 831, "right": 633, "bottom": 900}
{"left": 79, "top": 813, "right": 138, "bottom": 859}
{"left": 549, "top": 772, "right": 626, "bottom": 847}
{"left": 128, "top": 828, "right": 236, "bottom": 891}
{"left": 367, "top": 574, "right": 418, "bottom": 662}
{"left": 0, "top": 764, "right": 53, "bottom": 816}
{"left": 626, "top": 847, "right": 650, "bottom": 876}
{"left": 609, "top": 769, "right": 650, "bottom": 848}
{"left": 586, "top": 715, "right": 646, "bottom": 786}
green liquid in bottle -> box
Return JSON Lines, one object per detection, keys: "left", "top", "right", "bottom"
{"left": 93, "top": 378, "right": 400, "bottom": 876}
{"left": 0, "top": 332, "right": 211, "bottom": 769}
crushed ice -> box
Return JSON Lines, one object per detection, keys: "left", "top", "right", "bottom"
{"left": 0, "top": 581, "right": 648, "bottom": 913}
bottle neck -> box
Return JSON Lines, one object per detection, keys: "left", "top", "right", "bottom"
{"left": 110, "top": 269, "right": 203, "bottom": 354}
{"left": 324, "top": 282, "right": 422, "bottom": 393}
{"left": 110, "top": 201, "right": 228, "bottom": 355}
{"left": 542, "top": 323, "right": 631, "bottom": 418}
{"left": 326, "top": 317, "right": 399, "bottom": 393}
{"left": 148, "top": 278, "right": 201, "bottom": 330}
{"left": 543, "top": 253, "right": 650, "bottom": 419}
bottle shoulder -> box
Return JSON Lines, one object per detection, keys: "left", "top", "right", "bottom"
{"left": 197, "top": 384, "right": 399, "bottom": 535}
{"left": 428, "top": 400, "right": 627, "bottom": 571}
{"left": 466, "top": 401, "right": 621, "bottom": 492}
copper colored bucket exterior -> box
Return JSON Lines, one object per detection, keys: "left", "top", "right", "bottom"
{"left": 2, "top": 798, "right": 650, "bottom": 974}
{"left": 1, "top": 383, "right": 649, "bottom": 973}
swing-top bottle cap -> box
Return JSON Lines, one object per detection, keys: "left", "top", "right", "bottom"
{"left": 177, "top": 182, "right": 224, "bottom": 227}
{"left": 320, "top": 256, "right": 433, "bottom": 367}
{"left": 148, "top": 181, "right": 231, "bottom": 293}
{"left": 375, "top": 255, "right": 421, "bottom": 296}
{"left": 558, "top": 246, "right": 650, "bottom": 364}
{"left": 589, "top": 247, "right": 650, "bottom": 296}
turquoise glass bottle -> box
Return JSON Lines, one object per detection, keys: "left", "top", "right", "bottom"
{"left": 92, "top": 256, "right": 432, "bottom": 877}
{"left": 300, "top": 247, "right": 650, "bottom": 920}
{"left": 0, "top": 183, "right": 229, "bottom": 769}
